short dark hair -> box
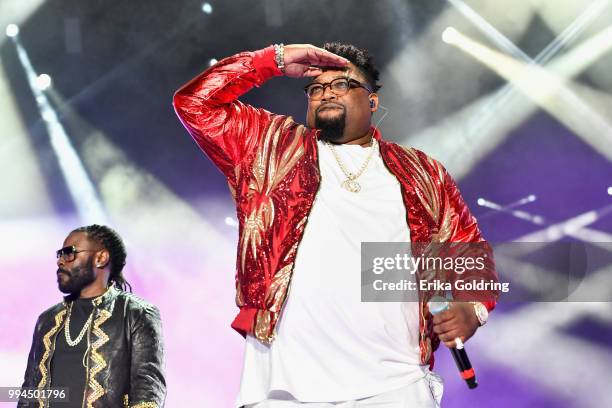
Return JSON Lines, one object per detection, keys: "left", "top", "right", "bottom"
{"left": 73, "top": 224, "right": 131, "bottom": 292}
{"left": 322, "top": 42, "right": 382, "bottom": 92}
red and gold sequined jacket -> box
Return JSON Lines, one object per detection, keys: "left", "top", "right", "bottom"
{"left": 173, "top": 46, "right": 496, "bottom": 368}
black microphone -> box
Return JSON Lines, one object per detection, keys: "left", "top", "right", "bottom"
{"left": 428, "top": 297, "right": 478, "bottom": 389}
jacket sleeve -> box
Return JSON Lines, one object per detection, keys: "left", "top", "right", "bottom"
{"left": 128, "top": 305, "right": 166, "bottom": 408}
{"left": 173, "top": 45, "right": 283, "bottom": 188}
{"left": 17, "top": 317, "right": 42, "bottom": 407}
{"left": 443, "top": 169, "right": 498, "bottom": 312}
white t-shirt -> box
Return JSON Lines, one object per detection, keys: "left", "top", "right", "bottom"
{"left": 236, "top": 139, "right": 426, "bottom": 406}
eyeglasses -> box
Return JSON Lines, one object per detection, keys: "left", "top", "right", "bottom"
{"left": 303, "top": 77, "right": 373, "bottom": 100}
{"left": 56, "top": 245, "right": 97, "bottom": 262}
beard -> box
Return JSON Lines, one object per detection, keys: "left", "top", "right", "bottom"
{"left": 57, "top": 257, "right": 96, "bottom": 295}
{"left": 315, "top": 107, "right": 346, "bottom": 142}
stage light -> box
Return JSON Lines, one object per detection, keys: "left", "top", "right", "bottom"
{"left": 440, "top": 28, "right": 612, "bottom": 163}
{"left": 477, "top": 198, "right": 485, "bottom": 206}
{"left": 442, "top": 27, "right": 459, "bottom": 44}
{"left": 515, "top": 194, "right": 537, "bottom": 205}
{"left": 399, "top": 1, "right": 610, "bottom": 180}
{"left": 41, "top": 109, "right": 56, "bottom": 122}
{"left": 225, "top": 216, "right": 238, "bottom": 227}
{"left": 447, "top": 0, "right": 531, "bottom": 61}
{"left": 6, "top": 24, "right": 19, "bottom": 37}
{"left": 0, "top": 59, "right": 53, "bottom": 218}
{"left": 202, "top": 2, "right": 213, "bottom": 14}
{"left": 35, "top": 74, "right": 52, "bottom": 90}
{"left": 11, "top": 40, "right": 107, "bottom": 223}
{"left": 209, "top": 58, "right": 218, "bottom": 66}
{"left": 608, "top": 187, "right": 612, "bottom": 196}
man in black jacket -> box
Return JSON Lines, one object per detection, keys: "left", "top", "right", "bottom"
{"left": 19, "top": 224, "right": 166, "bottom": 408}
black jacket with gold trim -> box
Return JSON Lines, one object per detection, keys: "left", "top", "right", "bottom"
{"left": 18, "top": 287, "right": 166, "bottom": 408}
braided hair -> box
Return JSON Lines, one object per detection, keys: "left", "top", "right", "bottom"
{"left": 73, "top": 224, "right": 132, "bottom": 292}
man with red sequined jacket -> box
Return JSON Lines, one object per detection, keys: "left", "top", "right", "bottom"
{"left": 174, "top": 43, "right": 497, "bottom": 407}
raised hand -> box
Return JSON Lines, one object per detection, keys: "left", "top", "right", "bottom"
{"left": 282, "top": 44, "right": 350, "bottom": 78}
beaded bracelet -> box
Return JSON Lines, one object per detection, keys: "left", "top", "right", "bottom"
{"left": 274, "top": 43, "right": 285, "bottom": 72}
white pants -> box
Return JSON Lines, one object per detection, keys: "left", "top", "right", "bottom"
{"left": 245, "top": 373, "right": 444, "bottom": 408}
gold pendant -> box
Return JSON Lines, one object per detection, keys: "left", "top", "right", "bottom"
{"left": 341, "top": 179, "right": 361, "bottom": 193}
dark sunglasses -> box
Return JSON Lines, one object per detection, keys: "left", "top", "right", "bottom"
{"left": 56, "top": 245, "right": 97, "bottom": 262}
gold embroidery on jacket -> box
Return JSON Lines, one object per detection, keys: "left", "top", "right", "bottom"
{"left": 239, "top": 117, "right": 305, "bottom": 272}
{"left": 86, "top": 309, "right": 112, "bottom": 407}
{"left": 124, "top": 395, "right": 159, "bottom": 408}
{"left": 240, "top": 198, "right": 274, "bottom": 272}
{"left": 238, "top": 117, "right": 308, "bottom": 344}
{"left": 235, "top": 283, "right": 245, "bottom": 307}
{"left": 401, "top": 147, "right": 453, "bottom": 242}
{"left": 37, "top": 309, "right": 67, "bottom": 407}
{"left": 228, "top": 182, "right": 237, "bottom": 202}
{"left": 254, "top": 309, "right": 274, "bottom": 343}
{"left": 265, "top": 263, "right": 293, "bottom": 313}
{"left": 130, "top": 402, "right": 159, "bottom": 408}
{"left": 400, "top": 147, "right": 452, "bottom": 365}
{"left": 422, "top": 337, "right": 432, "bottom": 363}
{"left": 266, "top": 122, "right": 305, "bottom": 193}
{"left": 250, "top": 116, "right": 279, "bottom": 192}
{"left": 401, "top": 148, "right": 441, "bottom": 221}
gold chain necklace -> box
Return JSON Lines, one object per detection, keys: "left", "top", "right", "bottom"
{"left": 325, "top": 138, "right": 378, "bottom": 193}
{"left": 64, "top": 302, "right": 94, "bottom": 347}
